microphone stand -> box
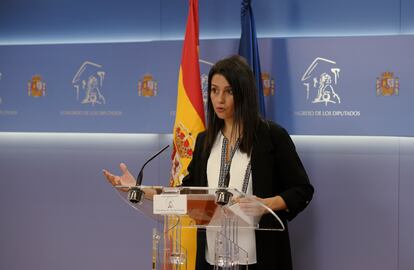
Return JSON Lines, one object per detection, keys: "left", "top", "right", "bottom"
{"left": 215, "top": 170, "right": 233, "bottom": 206}
{"left": 128, "top": 145, "right": 170, "bottom": 204}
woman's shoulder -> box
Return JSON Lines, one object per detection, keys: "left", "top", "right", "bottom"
{"left": 257, "top": 118, "right": 288, "bottom": 136}
{"left": 195, "top": 130, "right": 207, "bottom": 141}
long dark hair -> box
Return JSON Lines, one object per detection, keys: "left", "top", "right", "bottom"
{"left": 204, "top": 55, "right": 260, "bottom": 155}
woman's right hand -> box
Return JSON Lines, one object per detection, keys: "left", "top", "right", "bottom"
{"left": 103, "top": 163, "right": 136, "bottom": 187}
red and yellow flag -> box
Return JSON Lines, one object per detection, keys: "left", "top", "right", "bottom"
{"left": 171, "top": 0, "right": 205, "bottom": 187}
{"left": 169, "top": 1, "right": 205, "bottom": 270}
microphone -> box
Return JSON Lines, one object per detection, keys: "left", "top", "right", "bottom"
{"left": 215, "top": 168, "right": 233, "bottom": 206}
{"left": 128, "top": 145, "right": 170, "bottom": 204}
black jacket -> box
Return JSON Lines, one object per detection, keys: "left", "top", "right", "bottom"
{"left": 182, "top": 119, "right": 314, "bottom": 269}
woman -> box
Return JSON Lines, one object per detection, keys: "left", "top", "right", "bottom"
{"left": 104, "top": 55, "right": 313, "bottom": 269}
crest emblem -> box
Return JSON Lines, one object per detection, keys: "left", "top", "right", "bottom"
{"left": 72, "top": 61, "right": 106, "bottom": 106}
{"left": 170, "top": 123, "right": 196, "bottom": 186}
{"left": 376, "top": 72, "right": 399, "bottom": 96}
{"left": 174, "top": 123, "right": 194, "bottom": 159}
{"left": 301, "top": 57, "right": 341, "bottom": 106}
{"left": 28, "top": 75, "right": 46, "bottom": 97}
{"left": 138, "top": 74, "right": 158, "bottom": 97}
{"left": 261, "top": 72, "right": 275, "bottom": 96}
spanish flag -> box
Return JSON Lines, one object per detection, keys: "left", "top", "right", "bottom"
{"left": 170, "top": 0, "right": 205, "bottom": 269}
{"left": 171, "top": 0, "right": 205, "bottom": 186}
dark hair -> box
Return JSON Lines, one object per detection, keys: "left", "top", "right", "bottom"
{"left": 204, "top": 55, "right": 260, "bottom": 155}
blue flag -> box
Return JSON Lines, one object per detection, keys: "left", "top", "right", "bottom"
{"left": 238, "top": 0, "right": 266, "bottom": 118}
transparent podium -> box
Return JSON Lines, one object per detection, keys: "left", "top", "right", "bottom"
{"left": 114, "top": 185, "right": 285, "bottom": 270}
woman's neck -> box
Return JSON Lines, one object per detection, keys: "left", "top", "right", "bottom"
{"left": 222, "top": 120, "right": 233, "bottom": 137}
{"left": 222, "top": 120, "right": 241, "bottom": 146}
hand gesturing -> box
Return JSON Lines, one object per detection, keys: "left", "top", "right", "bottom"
{"left": 103, "top": 163, "right": 136, "bottom": 187}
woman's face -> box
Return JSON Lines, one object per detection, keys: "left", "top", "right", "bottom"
{"left": 210, "top": 74, "right": 234, "bottom": 123}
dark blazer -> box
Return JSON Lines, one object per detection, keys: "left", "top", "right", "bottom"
{"left": 182, "top": 119, "right": 314, "bottom": 269}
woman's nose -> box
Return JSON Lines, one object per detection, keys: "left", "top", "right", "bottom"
{"left": 217, "top": 92, "right": 225, "bottom": 102}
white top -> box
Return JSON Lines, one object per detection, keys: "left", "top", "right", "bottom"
{"left": 205, "top": 132, "right": 256, "bottom": 265}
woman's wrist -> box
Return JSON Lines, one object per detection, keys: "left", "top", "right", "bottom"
{"left": 264, "top": 195, "right": 288, "bottom": 212}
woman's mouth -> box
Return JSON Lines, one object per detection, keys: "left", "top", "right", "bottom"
{"left": 215, "top": 107, "right": 225, "bottom": 113}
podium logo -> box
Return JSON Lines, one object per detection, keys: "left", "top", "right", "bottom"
{"left": 138, "top": 74, "right": 158, "bottom": 97}
{"left": 376, "top": 72, "right": 399, "bottom": 96}
{"left": 301, "top": 57, "right": 341, "bottom": 106}
{"left": 28, "top": 75, "right": 46, "bottom": 97}
{"left": 72, "top": 61, "right": 106, "bottom": 106}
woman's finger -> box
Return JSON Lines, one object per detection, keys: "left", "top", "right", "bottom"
{"left": 103, "top": 169, "right": 120, "bottom": 186}
{"left": 119, "top": 163, "right": 128, "bottom": 174}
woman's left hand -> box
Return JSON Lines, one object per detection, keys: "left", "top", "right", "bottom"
{"left": 237, "top": 196, "right": 268, "bottom": 217}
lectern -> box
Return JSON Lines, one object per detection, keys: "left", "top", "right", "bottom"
{"left": 114, "top": 185, "right": 284, "bottom": 270}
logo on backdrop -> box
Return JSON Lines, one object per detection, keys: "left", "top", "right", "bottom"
{"left": 72, "top": 61, "right": 106, "bottom": 106}
{"left": 28, "top": 75, "right": 46, "bottom": 97}
{"left": 262, "top": 72, "right": 275, "bottom": 96}
{"left": 301, "top": 57, "right": 341, "bottom": 106}
{"left": 138, "top": 74, "right": 158, "bottom": 97}
{"left": 376, "top": 72, "right": 399, "bottom": 96}
{"left": 295, "top": 57, "right": 360, "bottom": 118}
